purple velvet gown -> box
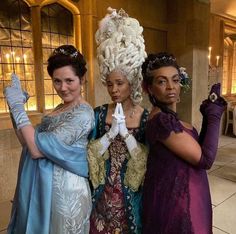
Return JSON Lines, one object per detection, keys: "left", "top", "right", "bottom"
{"left": 142, "top": 112, "right": 213, "bottom": 234}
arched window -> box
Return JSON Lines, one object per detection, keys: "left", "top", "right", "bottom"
{"left": 41, "top": 3, "right": 74, "bottom": 110}
{"left": 0, "top": 0, "right": 78, "bottom": 117}
{"left": 0, "top": 0, "right": 35, "bottom": 112}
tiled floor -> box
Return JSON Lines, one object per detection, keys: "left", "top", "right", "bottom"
{"left": 0, "top": 135, "right": 235, "bottom": 234}
{"left": 210, "top": 135, "right": 236, "bottom": 234}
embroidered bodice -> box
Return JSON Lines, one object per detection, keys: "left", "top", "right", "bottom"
{"left": 38, "top": 104, "right": 94, "bottom": 148}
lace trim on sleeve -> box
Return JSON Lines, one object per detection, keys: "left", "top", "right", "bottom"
{"left": 87, "top": 139, "right": 109, "bottom": 189}
{"left": 124, "top": 143, "right": 148, "bottom": 192}
{"left": 147, "top": 112, "right": 183, "bottom": 145}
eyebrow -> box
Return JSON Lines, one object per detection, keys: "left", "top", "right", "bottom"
{"left": 155, "top": 74, "right": 179, "bottom": 79}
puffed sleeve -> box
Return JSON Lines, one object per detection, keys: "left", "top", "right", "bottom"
{"left": 146, "top": 112, "right": 183, "bottom": 145}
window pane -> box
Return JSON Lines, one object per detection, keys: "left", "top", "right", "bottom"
{"left": 41, "top": 3, "right": 74, "bottom": 110}
{"left": 0, "top": 0, "right": 36, "bottom": 112}
{"left": 44, "top": 79, "right": 53, "bottom": 95}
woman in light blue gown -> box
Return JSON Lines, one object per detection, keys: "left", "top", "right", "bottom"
{"left": 4, "top": 45, "right": 95, "bottom": 234}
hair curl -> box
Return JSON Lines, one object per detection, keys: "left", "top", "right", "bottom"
{"left": 95, "top": 7, "right": 147, "bottom": 104}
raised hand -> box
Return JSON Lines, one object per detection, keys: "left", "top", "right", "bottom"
{"left": 3, "top": 73, "right": 31, "bottom": 129}
{"left": 4, "top": 73, "right": 27, "bottom": 109}
{"left": 200, "top": 83, "right": 226, "bottom": 117}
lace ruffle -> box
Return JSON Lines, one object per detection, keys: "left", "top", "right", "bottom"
{"left": 124, "top": 143, "right": 148, "bottom": 191}
{"left": 88, "top": 139, "right": 147, "bottom": 192}
{"left": 87, "top": 139, "right": 109, "bottom": 189}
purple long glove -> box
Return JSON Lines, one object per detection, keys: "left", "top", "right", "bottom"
{"left": 198, "top": 83, "right": 226, "bottom": 169}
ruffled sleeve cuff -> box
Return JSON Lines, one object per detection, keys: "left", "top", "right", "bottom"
{"left": 124, "top": 143, "right": 148, "bottom": 192}
{"left": 87, "top": 139, "right": 109, "bottom": 189}
{"left": 147, "top": 112, "right": 183, "bottom": 145}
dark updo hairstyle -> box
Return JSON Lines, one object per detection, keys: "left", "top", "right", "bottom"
{"left": 142, "top": 52, "right": 180, "bottom": 113}
{"left": 47, "top": 45, "right": 87, "bottom": 81}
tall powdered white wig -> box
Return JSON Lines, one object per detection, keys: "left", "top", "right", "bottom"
{"left": 95, "top": 7, "right": 147, "bottom": 104}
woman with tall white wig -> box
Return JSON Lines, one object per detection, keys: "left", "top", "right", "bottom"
{"left": 88, "top": 7, "right": 148, "bottom": 234}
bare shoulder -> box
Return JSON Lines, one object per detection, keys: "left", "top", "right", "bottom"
{"left": 180, "top": 121, "right": 193, "bottom": 130}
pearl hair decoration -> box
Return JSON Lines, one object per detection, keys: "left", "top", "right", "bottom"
{"left": 53, "top": 48, "right": 79, "bottom": 58}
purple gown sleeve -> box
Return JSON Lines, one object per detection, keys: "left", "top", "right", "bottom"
{"left": 147, "top": 112, "right": 183, "bottom": 146}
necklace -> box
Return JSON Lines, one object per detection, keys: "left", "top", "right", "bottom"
{"left": 129, "top": 107, "right": 136, "bottom": 118}
{"left": 111, "top": 103, "right": 136, "bottom": 119}
{"left": 123, "top": 105, "right": 136, "bottom": 119}
{"left": 52, "top": 99, "right": 81, "bottom": 115}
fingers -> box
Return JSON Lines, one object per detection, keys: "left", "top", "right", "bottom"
{"left": 11, "top": 73, "right": 21, "bottom": 89}
{"left": 112, "top": 103, "right": 125, "bottom": 120}
{"left": 23, "top": 91, "right": 30, "bottom": 103}
{"left": 210, "top": 83, "right": 221, "bottom": 96}
{"left": 119, "top": 103, "right": 124, "bottom": 116}
{"left": 114, "top": 103, "right": 120, "bottom": 115}
{"left": 112, "top": 103, "right": 119, "bottom": 120}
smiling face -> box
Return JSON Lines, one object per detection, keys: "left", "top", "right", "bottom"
{"left": 52, "top": 65, "right": 83, "bottom": 104}
{"left": 148, "top": 66, "right": 181, "bottom": 110}
{"left": 106, "top": 70, "right": 132, "bottom": 104}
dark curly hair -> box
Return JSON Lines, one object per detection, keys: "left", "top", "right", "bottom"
{"left": 142, "top": 52, "right": 180, "bottom": 113}
{"left": 142, "top": 52, "right": 180, "bottom": 89}
{"left": 47, "top": 45, "right": 87, "bottom": 81}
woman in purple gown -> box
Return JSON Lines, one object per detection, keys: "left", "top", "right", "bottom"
{"left": 141, "top": 52, "right": 226, "bottom": 234}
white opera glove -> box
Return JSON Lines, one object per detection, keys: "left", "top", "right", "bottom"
{"left": 98, "top": 104, "right": 120, "bottom": 155}
{"left": 118, "top": 103, "right": 138, "bottom": 154}
{"left": 117, "top": 103, "right": 128, "bottom": 138}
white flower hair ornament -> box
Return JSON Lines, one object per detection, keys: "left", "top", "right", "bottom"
{"left": 95, "top": 7, "right": 147, "bottom": 104}
{"left": 179, "top": 67, "right": 191, "bottom": 92}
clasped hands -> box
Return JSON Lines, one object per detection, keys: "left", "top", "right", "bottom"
{"left": 109, "top": 103, "right": 129, "bottom": 139}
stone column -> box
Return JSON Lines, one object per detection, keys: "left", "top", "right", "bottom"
{"left": 31, "top": 5, "right": 45, "bottom": 113}
{"left": 167, "top": 0, "right": 210, "bottom": 130}
{"left": 79, "top": 0, "right": 96, "bottom": 106}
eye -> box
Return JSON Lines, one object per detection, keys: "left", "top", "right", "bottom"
{"left": 154, "top": 79, "right": 167, "bottom": 86}
{"left": 53, "top": 79, "right": 61, "bottom": 85}
{"left": 106, "top": 82, "right": 113, "bottom": 87}
{"left": 117, "top": 82, "right": 124, "bottom": 86}
{"left": 173, "top": 75, "right": 181, "bottom": 83}
{"left": 66, "top": 79, "right": 74, "bottom": 84}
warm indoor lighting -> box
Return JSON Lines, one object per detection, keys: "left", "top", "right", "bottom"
{"left": 208, "top": 47, "right": 212, "bottom": 65}
{"left": 216, "top": 55, "right": 220, "bottom": 66}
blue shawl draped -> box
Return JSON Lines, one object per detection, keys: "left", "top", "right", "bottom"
{"left": 8, "top": 129, "right": 88, "bottom": 234}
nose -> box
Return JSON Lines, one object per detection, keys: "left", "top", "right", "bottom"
{"left": 166, "top": 80, "right": 174, "bottom": 89}
{"left": 111, "top": 84, "right": 118, "bottom": 93}
{"left": 60, "top": 82, "right": 67, "bottom": 91}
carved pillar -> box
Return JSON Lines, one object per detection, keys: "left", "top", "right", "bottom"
{"left": 167, "top": 0, "right": 210, "bottom": 130}
{"left": 31, "top": 5, "right": 45, "bottom": 113}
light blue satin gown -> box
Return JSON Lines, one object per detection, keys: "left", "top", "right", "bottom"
{"left": 7, "top": 103, "right": 95, "bottom": 234}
